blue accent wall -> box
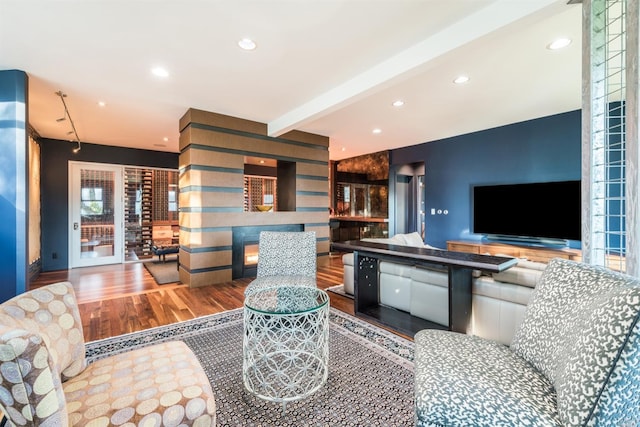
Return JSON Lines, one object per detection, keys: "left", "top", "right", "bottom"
{"left": 40, "top": 138, "right": 178, "bottom": 271}
{"left": 0, "top": 70, "right": 28, "bottom": 301}
{"left": 391, "top": 110, "right": 581, "bottom": 249}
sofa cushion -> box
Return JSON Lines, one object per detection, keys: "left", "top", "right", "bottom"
{"left": 342, "top": 252, "right": 354, "bottom": 267}
{"left": 64, "top": 340, "right": 216, "bottom": 426}
{"left": 471, "top": 293, "right": 529, "bottom": 345}
{"left": 511, "top": 258, "right": 640, "bottom": 426}
{"left": 380, "top": 260, "right": 412, "bottom": 277}
{"left": 379, "top": 262, "right": 412, "bottom": 312}
{"left": 491, "top": 266, "right": 544, "bottom": 288}
{"left": 411, "top": 266, "right": 448, "bottom": 288}
{"left": 517, "top": 259, "right": 548, "bottom": 271}
{"left": 415, "top": 329, "right": 560, "bottom": 426}
{"left": 473, "top": 276, "right": 533, "bottom": 306}
{"left": 410, "top": 280, "right": 449, "bottom": 326}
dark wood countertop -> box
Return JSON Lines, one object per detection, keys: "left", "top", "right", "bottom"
{"left": 331, "top": 240, "right": 517, "bottom": 273}
{"left": 329, "top": 216, "right": 388, "bottom": 222}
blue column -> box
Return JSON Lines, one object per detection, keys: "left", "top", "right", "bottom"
{"left": 0, "top": 70, "right": 28, "bottom": 301}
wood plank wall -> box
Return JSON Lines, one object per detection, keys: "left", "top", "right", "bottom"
{"left": 178, "top": 109, "right": 330, "bottom": 287}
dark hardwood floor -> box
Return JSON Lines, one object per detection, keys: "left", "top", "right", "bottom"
{"left": 30, "top": 254, "right": 358, "bottom": 342}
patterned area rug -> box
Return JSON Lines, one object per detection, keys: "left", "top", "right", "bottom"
{"left": 86, "top": 308, "right": 415, "bottom": 426}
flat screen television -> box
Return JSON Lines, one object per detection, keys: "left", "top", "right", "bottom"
{"left": 472, "top": 180, "right": 581, "bottom": 244}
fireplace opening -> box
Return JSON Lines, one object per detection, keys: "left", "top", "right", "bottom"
{"left": 244, "top": 243, "right": 259, "bottom": 267}
{"left": 232, "top": 224, "right": 304, "bottom": 279}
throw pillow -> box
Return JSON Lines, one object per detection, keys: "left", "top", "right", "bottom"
{"left": 402, "top": 232, "right": 425, "bottom": 247}
{"left": 387, "top": 234, "right": 408, "bottom": 245}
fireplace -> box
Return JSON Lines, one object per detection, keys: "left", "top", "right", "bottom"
{"left": 232, "top": 224, "right": 304, "bottom": 279}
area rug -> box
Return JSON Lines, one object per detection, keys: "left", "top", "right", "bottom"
{"left": 86, "top": 308, "right": 415, "bottom": 426}
{"left": 143, "top": 259, "right": 179, "bottom": 284}
{"left": 326, "top": 283, "right": 354, "bottom": 299}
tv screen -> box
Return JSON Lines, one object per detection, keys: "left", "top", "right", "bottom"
{"left": 472, "top": 180, "right": 581, "bottom": 242}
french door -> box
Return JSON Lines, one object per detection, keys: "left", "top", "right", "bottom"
{"left": 69, "top": 162, "right": 124, "bottom": 267}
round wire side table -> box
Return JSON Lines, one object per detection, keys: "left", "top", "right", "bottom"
{"left": 242, "top": 286, "right": 330, "bottom": 411}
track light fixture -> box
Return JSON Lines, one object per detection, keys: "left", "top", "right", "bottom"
{"left": 72, "top": 141, "right": 82, "bottom": 153}
{"left": 55, "top": 90, "right": 82, "bottom": 153}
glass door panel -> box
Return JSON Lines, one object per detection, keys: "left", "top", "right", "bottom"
{"left": 352, "top": 185, "right": 368, "bottom": 217}
{"left": 70, "top": 162, "right": 123, "bottom": 267}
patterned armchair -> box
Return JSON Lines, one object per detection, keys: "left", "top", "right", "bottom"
{"left": 414, "top": 258, "right": 640, "bottom": 426}
{"left": 0, "top": 282, "right": 216, "bottom": 426}
{"left": 244, "top": 231, "right": 317, "bottom": 295}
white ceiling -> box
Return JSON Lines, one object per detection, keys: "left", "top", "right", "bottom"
{"left": 0, "top": 0, "right": 582, "bottom": 161}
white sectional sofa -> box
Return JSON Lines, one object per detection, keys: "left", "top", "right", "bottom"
{"left": 341, "top": 232, "right": 546, "bottom": 344}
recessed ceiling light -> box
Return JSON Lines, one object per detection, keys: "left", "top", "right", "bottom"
{"left": 238, "top": 38, "right": 257, "bottom": 50}
{"left": 97, "top": 101, "right": 106, "bottom": 107}
{"left": 163, "top": 137, "right": 169, "bottom": 142}
{"left": 259, "top": 160, "right": 265, "bottom": 164}
{"left": 372, "top": 128, "right": 382, "bottom": 134}
{"left": 547, "top": 37, "right": 572, "bottom": 50}
{"left": 453, "top": 75, "right": 470, "bottom": 84}
{"left": 151, "top": 66, "right": 169, "bottom": 78}
{"left": 341, "top": 147, "right": 346, "bottom": 152}
{"left": 392, "top": 100, "right": 405, "bottom": 107}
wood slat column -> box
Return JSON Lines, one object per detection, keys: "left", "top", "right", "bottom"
{"left": 178, "top": 109, "right": 330, "bottom": 287}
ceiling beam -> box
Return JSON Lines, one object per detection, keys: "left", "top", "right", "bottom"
{"left": 267, "top": 0, "right": 564, "bottom": 138}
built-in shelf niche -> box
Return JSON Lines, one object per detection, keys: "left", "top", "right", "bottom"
{"left": 243, "top": 157, "right": 296, "bottom": 212}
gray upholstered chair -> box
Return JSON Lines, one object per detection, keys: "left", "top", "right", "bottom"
{"left": 0, "top": 282, "right": 216, "bottom": 426}
{"left": 414, "top": 258, "right": 640, "bottom": 426}
{"left": 244, "top": 231, "right": 317, "bottom": 295}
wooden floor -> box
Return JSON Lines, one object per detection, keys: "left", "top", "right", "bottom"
{"left": 30, "top": 254, "right": 357, "bottom": 342}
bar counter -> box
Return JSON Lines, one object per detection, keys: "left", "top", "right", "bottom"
{"left": 332, "top": 240, "right": 517, "bottom": 336}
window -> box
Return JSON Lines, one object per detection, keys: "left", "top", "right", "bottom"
{"left": 81, "top": 187, "right": 104, "bottom": 215}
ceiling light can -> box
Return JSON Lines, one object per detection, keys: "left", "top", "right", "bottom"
{"left": 151, "top": 67, "right": 169, "bottom": 78}
{"left": 547, "top": 38, "right": 572, "bottom": 50}
{"left": 238, "top": 38, "right": 257, "bottom": 50}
